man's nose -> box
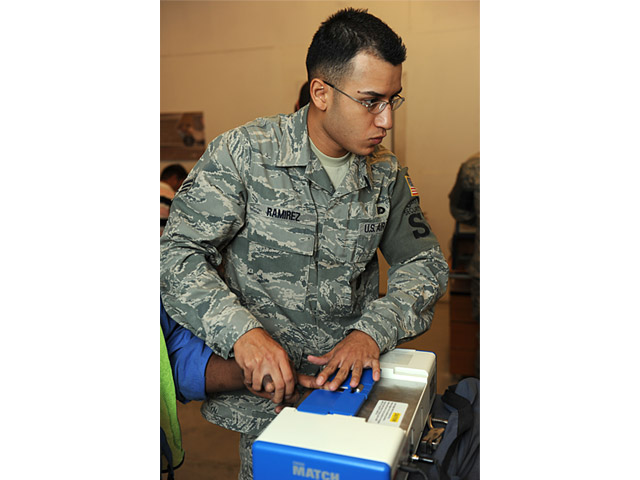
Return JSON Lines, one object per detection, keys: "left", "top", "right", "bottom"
{"left": 374, "top": 105, "right": 393, "bottom": 130}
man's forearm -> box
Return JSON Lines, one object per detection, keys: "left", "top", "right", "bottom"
{"left": 353, "top": 247, "right": 449, "bottom": 353}
{"left": 204, "top": 354, "right": 246, "bottom": 394}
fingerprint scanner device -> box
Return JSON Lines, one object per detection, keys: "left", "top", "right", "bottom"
{"left": 252, "top": 349, "right": 437, "bottom": 480}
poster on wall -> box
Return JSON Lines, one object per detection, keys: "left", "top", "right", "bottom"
{"left": 160, "top": 112, "right": 206, "bottom": 162}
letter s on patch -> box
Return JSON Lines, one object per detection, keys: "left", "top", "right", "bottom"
{"left": 409, "top": 213, "right": 430, "bottom": 238}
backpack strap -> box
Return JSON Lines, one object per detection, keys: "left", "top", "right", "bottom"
{"left": 436, "top": 384, "right": 475, "bottom": 480}
{"left": 442, "top": 385, "right": 474, "bottom": 435}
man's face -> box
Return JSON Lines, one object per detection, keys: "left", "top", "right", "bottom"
{"left": 322, "top": 52, "right": 402, "bottom": 157}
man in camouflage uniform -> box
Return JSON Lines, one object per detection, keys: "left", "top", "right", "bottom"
{"left": 160, "top": 8, "right": 449, "bottom": 479}
{"left": 449, "top": 153, "right": 480, "bottom": 322}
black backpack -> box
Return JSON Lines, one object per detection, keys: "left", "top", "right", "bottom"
{"left": 403, "top": 377, "right": 480, "bottom": 480}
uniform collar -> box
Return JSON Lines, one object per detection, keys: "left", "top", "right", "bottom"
{"left": 275, "top": 105, "right": 373, "bottom": 191}
{"left": 275, "top": 105, "right": 313, "bottom": 168}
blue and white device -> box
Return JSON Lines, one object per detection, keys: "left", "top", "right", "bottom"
{"left": 253, "top": 349, "right": 437, "bottom": 480}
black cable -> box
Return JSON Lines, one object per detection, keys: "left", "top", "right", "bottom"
{"left": 398, "top": 463, "right": 429, "bottom": 480}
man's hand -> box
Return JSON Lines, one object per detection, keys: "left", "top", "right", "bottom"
{"left": 246, "top": 373, "right": 320, "bottom": 413}
{"left": 246, "top": 382, "right": 299, "bottom": 413}
{"left": 306, "top": 330, "right": 380, "bottom": 391}
{"left": 233, "top": 328, "right": 295, "bottom": 404}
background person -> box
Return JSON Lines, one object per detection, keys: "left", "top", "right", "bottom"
{"left": 448, "top": 153, "right": 480, "bottom": 322}
{"left": 161, "top": 164, "right": 188, "bottom": 235}
{"left": 161, "top": 301, "right": 314, "bottom": 478}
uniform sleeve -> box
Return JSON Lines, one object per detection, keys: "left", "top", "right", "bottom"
{"left": 348, "top": 166, "right": 449, "bottom": 353}
{"left": 161, "top": 301, "right": 213, "bottom": 403}
{"left": 160, "top": 130, "right": 263, "bottom": 359}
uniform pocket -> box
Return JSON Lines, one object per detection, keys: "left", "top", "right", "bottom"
{"left": 244, "top": 203, "right": 316, "bottom": 311}
{"left": 353, "top": 216, "right": 387, "bottom": 263}
{"left": 246, "top": 203, "right": 316, "bottom": 255}
{"left": 320, "top": 200, "right": 389, "bottom": 265}
{"left": 349, "top": 197, "right": 390, "bottom": 264}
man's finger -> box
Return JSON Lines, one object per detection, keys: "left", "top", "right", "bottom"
{"left": 327, "top": 363, "right": 351, "bottom": 391}
{"left": 269, "top": 370, "right": 286, "bottom": 404}
{"left": 274, "top": 388, "right": 301, "bottom": 413}
{"left": 250, "top": 368, "right": 265, "bottom": 392}
{"left": 262, "top": 374, "right": 274, "bottom": 393}
{"left": 315, "top": 362, "right": 339, "bottom": 387}
{"left": 369, "top": 358, "right": 381, "bottom": 382}
{"left": 349, "top": 362, "right": 363, "bottom": 388}
{"left": 296, "top": 374, "right": 318, "bottom": 389}
{"left": 282, "top": 363, "right": 296, "bottom": 400}
{"left": 306, "top": 354, "right": 330, "bottom": 366}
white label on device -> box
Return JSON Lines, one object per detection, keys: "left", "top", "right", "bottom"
{"left": 367, "top": 400, "right": 408, "bottom": 427}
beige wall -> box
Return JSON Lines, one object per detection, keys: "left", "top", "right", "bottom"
{"left": 161, "top": 0, "right": 479, "bottom": 279}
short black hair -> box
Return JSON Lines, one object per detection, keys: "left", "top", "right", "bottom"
{"left": 306, "top": 8, "right": 406, "bottom": 86}
{"left": 161, "top": 164, "right": 188, "bottom": 181}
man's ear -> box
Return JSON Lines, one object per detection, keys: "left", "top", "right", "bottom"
{"left": 309, "top": 78, "right": 328, "bottom": 111}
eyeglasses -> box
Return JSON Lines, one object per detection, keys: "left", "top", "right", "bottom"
{"left": 324, "top": 81, "right": 405, "bottom": 114}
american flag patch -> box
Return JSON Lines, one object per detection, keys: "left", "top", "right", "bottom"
{"left": 405, "top": 175, "right": 419, "bottom": 196}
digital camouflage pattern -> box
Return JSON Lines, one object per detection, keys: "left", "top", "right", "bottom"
{"left": 160, "top": 105, "right": 449, "bottom": 436}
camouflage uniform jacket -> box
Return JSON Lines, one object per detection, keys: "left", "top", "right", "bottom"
{"left": 160, "top": 105, "right": 449, "bottom": 435}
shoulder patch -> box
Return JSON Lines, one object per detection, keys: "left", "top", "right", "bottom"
{"left": 405, "top": 175, "right": 419, "bottom": 196}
